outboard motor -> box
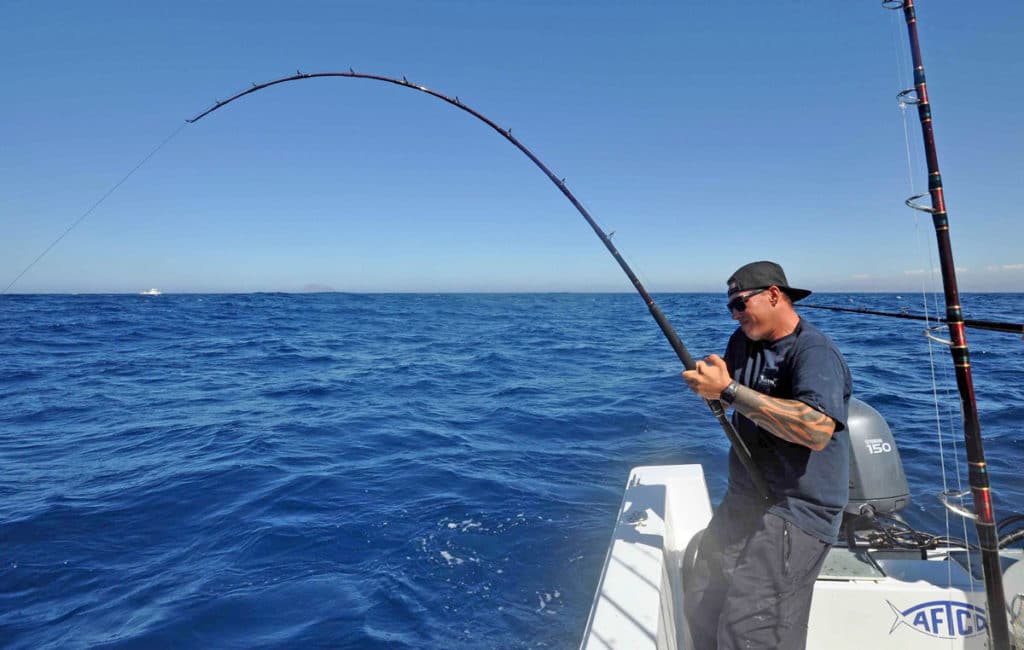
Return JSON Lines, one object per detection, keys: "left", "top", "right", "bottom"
{"left": 845, "top": 398, "right": 910, "bottom": 516}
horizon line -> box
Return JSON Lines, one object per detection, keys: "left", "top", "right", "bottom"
{"left": 4, "top": 289, "right": 1021, "bottom": 296}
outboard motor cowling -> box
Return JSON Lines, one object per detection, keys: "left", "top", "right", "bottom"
{"left": 844, "top": 397, "right": 910, "bottom": 516}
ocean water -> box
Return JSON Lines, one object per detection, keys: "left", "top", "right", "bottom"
{"left": 1, "top": 292, "right": 1022, "bottom": 649}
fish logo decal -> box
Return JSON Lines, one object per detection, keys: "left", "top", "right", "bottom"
{"left": 887, "top": 600, "right": 987, "bottom": 639}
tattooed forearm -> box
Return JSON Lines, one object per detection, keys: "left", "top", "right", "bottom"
{"left": 730, "top": 384, "right": 836, "bottom": 451}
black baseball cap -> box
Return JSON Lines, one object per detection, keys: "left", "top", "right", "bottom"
{"left": 726, "top": 261, "right": 811, "bottom": 302}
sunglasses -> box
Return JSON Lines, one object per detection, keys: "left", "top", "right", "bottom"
{"left": 727, "top": 287, "right": 769, "bottom": 313}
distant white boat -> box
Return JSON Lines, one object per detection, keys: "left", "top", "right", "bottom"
{"left": 139, "top": 288, "right": 161, "bottom": 296}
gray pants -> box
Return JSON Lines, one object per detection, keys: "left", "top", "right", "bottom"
{"left": 684, "top": 496, "right": 829, "bottom": 649}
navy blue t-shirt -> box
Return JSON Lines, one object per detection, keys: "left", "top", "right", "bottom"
{"left": 724, "top": 318, "right": 852, "bottom": 544}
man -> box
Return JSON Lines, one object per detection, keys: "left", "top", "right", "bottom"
{"left": 681, "top": 260, "right": 852, "bottom": 649}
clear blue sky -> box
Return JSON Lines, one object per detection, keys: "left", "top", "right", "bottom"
{"left": 3, "top": 1, "right": 1022, "bottom": 293}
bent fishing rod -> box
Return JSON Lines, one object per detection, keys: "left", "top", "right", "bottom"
{"left": 188, "top": 70, "right": 771, "bottom": 501}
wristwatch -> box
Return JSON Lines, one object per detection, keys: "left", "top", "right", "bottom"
{"left": 719, "top": 380, "right": 739, "bottom": 405}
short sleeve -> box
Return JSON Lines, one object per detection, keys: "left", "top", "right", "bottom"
{"left": 789, "top": 343, "right": 851, "bottom": 431}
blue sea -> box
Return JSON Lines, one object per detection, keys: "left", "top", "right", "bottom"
{"left": 2, "top": 292, "right": 1022, "bottom": 649}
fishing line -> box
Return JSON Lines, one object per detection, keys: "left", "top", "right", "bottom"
{"left": 912, "top": 69, "right": 975, "bottom": 622}
{"left": 889, "top": 4, "right": 969, "bottom": 557}
{"left": 890, "top": 8, "right": 917, "bottom": 194}
{"left": 891, "top": 4, "right": 975, "bottom": 591}
{"left": 8, "top": 69, "right": 771, "bottom": 498}
{"left": 1, "top": 122, "right": 189, "bottom": 295}
{"left": 907, "top": 82, "right": 974, "bottom": 597}
{"left": 890, "top": 7, "right": 910, "bottom": 108}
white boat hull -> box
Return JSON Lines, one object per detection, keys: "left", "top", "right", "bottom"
{"left": 581, "top": 465, "right": 1024, "bottom": 649}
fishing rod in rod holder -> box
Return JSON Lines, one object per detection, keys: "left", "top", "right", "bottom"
{"left": 187, "top": 70, "right": 773, "bottom": 502}
{"left": 800, "top": 304, "right": 1023, "bottom": 338}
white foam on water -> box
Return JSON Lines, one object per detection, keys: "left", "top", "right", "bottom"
{"left": 535, "top": 590, "right": 563, "bottom": 613}
{"left": 439, "top": 550, "right": 464, "bottom": 566}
